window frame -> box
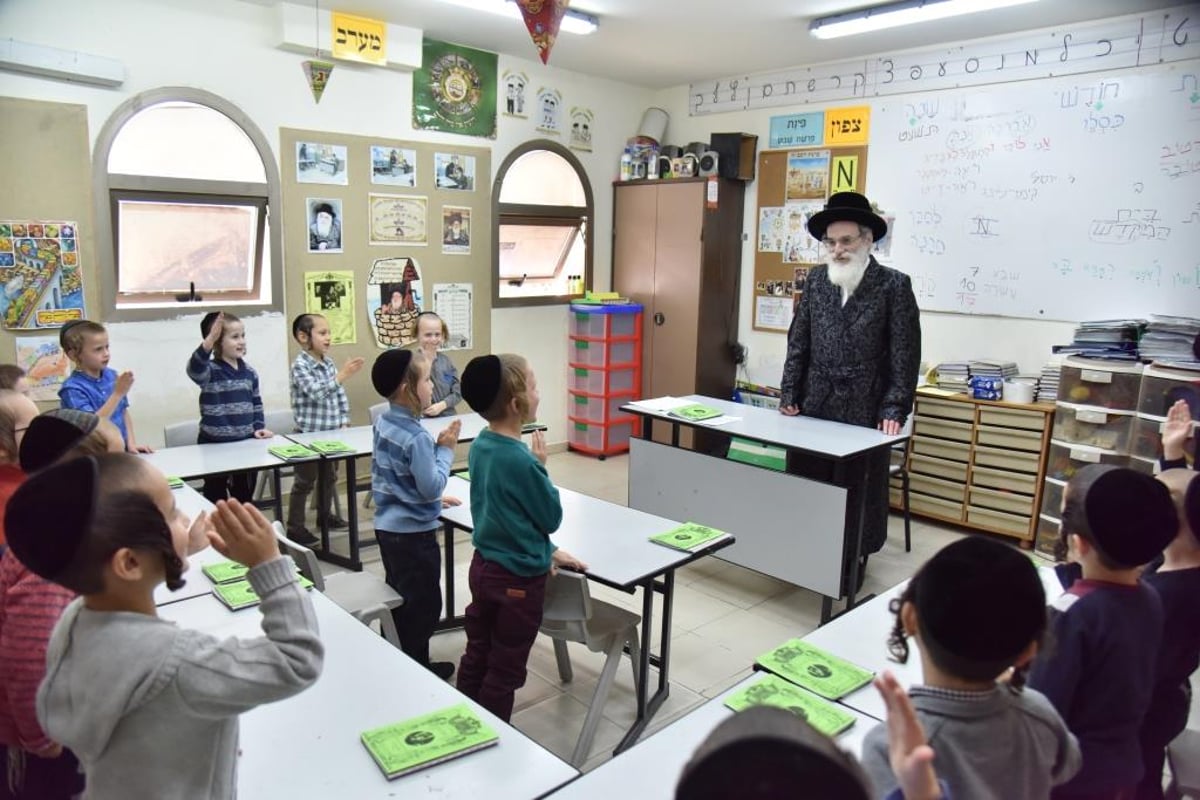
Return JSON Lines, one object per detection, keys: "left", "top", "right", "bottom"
{"left": 93, "top": 87, "right": 284, "bottom": 321}
{"left": 492, "top": 140, "right": 593, "bottom": 309}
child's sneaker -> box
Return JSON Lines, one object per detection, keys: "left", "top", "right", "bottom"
{"left": 287, "top": 526, "right": 319, "bottom": 547}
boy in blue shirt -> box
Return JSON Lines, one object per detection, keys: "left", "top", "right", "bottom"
{"left": 58, "top": 320, "right": 150, "bottom": 453}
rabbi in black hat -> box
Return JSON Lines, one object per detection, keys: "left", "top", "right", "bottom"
{"left": 1028, "top": 464, "right": 1178, "bottom": 798}
{"left": 308, "top": 200, "right": 341, "bottom": 252}
{"left": 778, "top": 191, "right": 921, "bottom": 572}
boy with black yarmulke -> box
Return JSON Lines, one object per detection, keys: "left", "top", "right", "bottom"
{"left": 1028, "top": 465, "right": 1178, "bottom": 800}
{"left": 861, "top": 536, "right": 1080, "bottom": 799}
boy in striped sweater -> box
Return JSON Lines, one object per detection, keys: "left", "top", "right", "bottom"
{"left": 186, "top": 312, "right": 273, "bottom": 504}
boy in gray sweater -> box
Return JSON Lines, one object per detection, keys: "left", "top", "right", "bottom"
{"left": 3, "top": 453, "right": 323, "bottom": 800}
{"left": 860, "top": 537, "right": 1081, "bottom": 800}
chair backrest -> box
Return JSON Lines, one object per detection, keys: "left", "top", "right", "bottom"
{"left": 264, "top": 408, "right": 296, "bottom": 435}
{"left": 540, "top": 571, "right": 592, "bottom": 643}
{"left": 164, "top": 420, "right": 200, "bottom": 448}
{"left": 369, "top": 402, "right": 388, "bottom": 424}
{"left": 271, "top": 521, "right": 326, "bottom": 591}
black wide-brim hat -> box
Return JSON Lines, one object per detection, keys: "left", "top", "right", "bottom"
{"left": 807, "top": 192, "right": 888, "bottom": 242}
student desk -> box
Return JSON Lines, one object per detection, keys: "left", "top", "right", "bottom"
{"left": 157, "top": 589, "right": 578, "bottom": 799}
{"left": 549, "top": 672, "right": 877, "bottom": 799}
{"left": 622, "top": 395, "right": 906, "bottom": 624}
{"left": 438, "top": 475, "right": 735, "bottom": 754}
{"left": 152, "top": 484, "right": 220, "bottom": 607}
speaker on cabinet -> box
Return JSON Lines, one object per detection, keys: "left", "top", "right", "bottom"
{"left": 708, "top": 132, "right": 758, "bottom": 181}
{"left": 697, "top": 151, "right": 719, "bottom": 177}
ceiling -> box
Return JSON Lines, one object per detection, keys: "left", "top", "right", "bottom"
{"left": 248, "top": 0, "right": 1184, "bottom": 88}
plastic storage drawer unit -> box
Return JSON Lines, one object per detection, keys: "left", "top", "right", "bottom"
{"left": 1137, "top": 365, "right": 1200, "bottom": 418}
{"left": 1057, "top": 357, "right": 1142, "bottom": 410}
{"left": 1045, "top": 440, "right": 1129, "bottom": 481}
{"left": 1052, "top": 403, "right": 1135, "bottom": 451}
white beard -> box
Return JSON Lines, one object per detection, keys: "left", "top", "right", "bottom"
{"left": 828, "top": 250, "right": 870, "bottom": 306}
{"left": 316, "top": 217, "right": 332, "bottom": 237}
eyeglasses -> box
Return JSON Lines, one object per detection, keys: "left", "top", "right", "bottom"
{"left": 820, "top": 233, "right": 864, "bottom": 250}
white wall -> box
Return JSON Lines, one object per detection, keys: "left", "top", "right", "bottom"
{"left": 0, "top": 0, "right": 653, "bottom": 446}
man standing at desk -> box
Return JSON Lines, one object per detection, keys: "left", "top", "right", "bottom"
{"left": 779, "top": 191, "right": 920, "bottom": 577}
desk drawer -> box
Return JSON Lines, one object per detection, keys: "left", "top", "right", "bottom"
{"left": 910, "top": 473, "right": 966, "bottom": 502}
{"left": 979, "top": 406, "right": 1047, "bottom": 432}
{"left": 910, "top": 491, "right": 965, "bottom": 520}
{"left": 971, "top": 465, "right": 1038, "bottom": 494}
{"left": 973, "top": 444, "right": 1041, "bottom": 473}
{"left": 914, "top": 417, "right": 973, "bottom": 443}
{"left": 968, "top": 505, "right": 1033, "bottom": 539}
{"left": 910, "top": 453, "right": 969, "bottom": 483}
{"left": 969, "top": 485, "right": 1035, "bottom": 516}
{"left": 912, "top": 435, "right": 971, "bottom": 462}
{"left": 915, "top": 397, "right": 975, "bottom": 422}
{"left": 976, "top": 425, "right": 1043, "bottom": 452}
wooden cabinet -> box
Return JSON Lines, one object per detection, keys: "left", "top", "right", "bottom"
{"left": 612, "top": 178, "right": 745, "bottom": 403}
{"left": 890, "top": 390, "right": 1055, "bottom": 544}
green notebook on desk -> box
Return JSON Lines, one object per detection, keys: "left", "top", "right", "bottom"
{"left": 166, "top": 476, "right": 186, "bottom": 489}
{"left": 211, "top": 575, "right": 315, "bottom": 610}
{"left": 723, "top": 674, "right": 857, "bottom": 737}
{"left": 669, "top": 403, "right": 723, "bottom": 422}
{"left": 755, "top": 639, "right": 874, "bottom": 700}
{"left": 268, "top": 443, "right": 318, "bottom": 461}
{"left": 360, "top": 703, "right": 499, "bottom": 779}
{"left": 306, "top": 440, "right": 355, "bottom": 454}
{"left": 202, "top": 560, "right": 250, "bottom": 585}
{"left": 649, "top": 522, "right": 727, "bottom": 552}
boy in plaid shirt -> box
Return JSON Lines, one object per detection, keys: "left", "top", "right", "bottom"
{"left": 287, "top": 314, "right": 364, "bottom": 545}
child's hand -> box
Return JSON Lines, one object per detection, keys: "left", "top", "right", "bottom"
{"left": 115, "top": 370, "right": 135, "bottom": 396}
{"left": 128, "top": 443, "right": 154, "bottom": 454}
{"left": 436, "top": 419, "right": 461, "bottom": 449}
{"left": 186, "top": 510, "right": 213, "bottom": 555}
{"left": 423, "top": 401, "right": 447, "bottom": 417}
{"left": 208, "top": 500, "right": 279, "bottom": 568}
{"left": 1163, "top": 399, "right": 1194, "bottom": 461}
{"left": 338, "top": 357, "right": 366, "bottom": 382}
{"left": 203, "top": 312, "right": 224, "bottom": 350}
{"left": 530, "top": 430, "right": 548, "bottom": 465}
{"left": 441, "top": 495, "right": 462, "bottom": 507}
{"left": 254, "top": 428, "right": 273, "bottom": 439}
{"left": 551, "top": 548, "right": 588, "bottom": 574}
{"left": 874, "top": 671, "right": 942, "bottom": 800}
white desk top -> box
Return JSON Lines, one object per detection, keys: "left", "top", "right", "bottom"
{"left": 624, "top": 395, "right": 905, "bottom": 460}
{"left": 285, "top": 412, "right": 490, "bottom": 458}
{"left": 153, "top": 484, "right": 222, "bottom": 607}
{"left": 140, "top": 435, "right": 313, "bottom": 478}
{"left": 550, "top": 672, "right": 876, "bottom": 799}
{"left": 440, "top": 476, "right": 731, "bottom": 589}
{"left": 801, "top": 566, "right": 1065, "bottom": 721}
{"left": 157, "top": 591, "right": 577, "bottom": 798}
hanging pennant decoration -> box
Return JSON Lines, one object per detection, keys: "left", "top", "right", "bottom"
{"left": 301, "top": 59, "right": 335, "bottom": 103}
{"left": 516, "top": 0, "right": 569, "bottom": 65}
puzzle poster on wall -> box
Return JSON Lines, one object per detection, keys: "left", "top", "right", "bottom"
{"left": 14, "top": 334, "right": 70, "bottom": 401}
{"left": 367, "top": 256, "right": 424, "bottom": 348}
{"left": 0, "top": 221, "right": 85, "bottom": 330}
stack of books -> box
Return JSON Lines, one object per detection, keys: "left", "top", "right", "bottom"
{"left": 969, "top": 360, "right": 1019, "bottom": 381}
{"left": 1140, "top": 315, "right": 1200, "bottom": 368}
{"left": 1052, "top": 319, "right": 1144, "bottom": 361}
{"left": 935, "top": 361, "right": 971, "bottom": 393}
{"left": 1036, "top": 358, "right": 1064, "bottom": 403}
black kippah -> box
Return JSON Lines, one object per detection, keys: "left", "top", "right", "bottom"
{"left": 19, "top": 409, "right": 101, "bottom": 473}
{"left": 6, "top": 457, "right": 97, "bottom": 580}
{"left": 1084, "top": 468, "right": 1177, "bottom": 567}
{"left": 371, "top": 349, "right": 414, "bottom": 398}
{"left": 461, "top": 355, "right": 502, "bottom": 414}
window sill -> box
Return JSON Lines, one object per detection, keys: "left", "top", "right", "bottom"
{"left": 493, "top": 294, "right": 583, "bottom": 309}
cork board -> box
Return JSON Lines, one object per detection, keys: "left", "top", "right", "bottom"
{"left": 751, "top": 145, "right": 868, "bottom": 333}
{"left": 280, "top": 128, "right": 491, "bottom": 423}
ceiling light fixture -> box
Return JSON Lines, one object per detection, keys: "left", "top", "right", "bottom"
{"left": 809, "top": 0, "right": 1040, "bottom": 39}
{"left": 437, "top": 0, "right": 599, "bottom": 35}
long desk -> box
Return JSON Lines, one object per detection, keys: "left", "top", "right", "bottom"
{"left": 622, "top": 395, "right": 906, "bottom": 624}
{"left": 157, "top": 589, "right": 577, "bottom": 798}
{"left": 438, "top": 475, "right": 734, "bottom": 754}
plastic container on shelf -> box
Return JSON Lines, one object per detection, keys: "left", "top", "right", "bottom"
{"left": 1045, "top": 439, "right": 1131, "bottom": 481}
{"left": 569, "top": 392, "right": 636, "bottom": 424}
{"left": 1057, "top": 357, "right": 1143, "bottom": 411}
{"left": 567, "top": 303, "right": 643, "bottom": 458}
{"left": 569, "top": 338, "right": 637, "bottom": 368}
{"left": 569, "top": 365, "right": 637, "bottom": 396}
{"left": 1137, "top": 364, "right": 1200, "bottom": 418}
{"left": 569, "top": 303, "right": 641, "bottom": 339}
{"left": 568, "top": 420, "right": 634, "bottom": 455}
{"left": 1052, "top": 402, "right": 1136, "bottom": 451}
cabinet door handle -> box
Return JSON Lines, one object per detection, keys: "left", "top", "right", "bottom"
{"left": 654, "top": 312, "right": 665, "bottom": 326}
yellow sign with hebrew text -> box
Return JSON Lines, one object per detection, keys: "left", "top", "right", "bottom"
{"left": 332, "top": 12, "right": 387, "bottom": 66}
{"left": 826, "top": 106, "right": 870, "bottom": 146}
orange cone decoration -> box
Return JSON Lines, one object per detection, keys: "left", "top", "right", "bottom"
{"left": 302, "top": 59, "right": 335, "bottom": 103}
{"left": 516, "top": 0, "right": 568, "bottom": 64}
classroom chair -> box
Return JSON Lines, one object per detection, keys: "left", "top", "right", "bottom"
{"left": 354, "top": 401, "right": 390, "bottom": 511}
{"left": 1166, "top": 727, "right": 1200, "bottom": 800}
{"left": 163, "top": 419, "right": 200, "bottom": 447}
{"left": 272, "top": 522, "right": 404, "bottom": 648}
{"left": 539, "top": 570, "right": 641, "bottom": 767}
{"left": 890, "top": 418, "right": 913, "bottom": 552}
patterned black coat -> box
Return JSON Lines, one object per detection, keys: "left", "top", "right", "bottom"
{"left": 780, "top": 257, "right": 921, "bottom": 428}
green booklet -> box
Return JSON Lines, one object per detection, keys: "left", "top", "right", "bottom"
{"left": 211, "top": 575, "right": 315, "bottom": 610}
{"left": 268, "top": 443, "right": 318, "bottom": 461}
{"left": 306, "top": 440, "right": 355, "bottom": 454}
{"left": 723, "top": 674, "right": 857, "bottom": 737}
{"left": 669, "top": 403, "right": 723, "bottom": 422}
{"left": 202, "top": 560, "right": 250, "bottom": 585}
{"left": 755, "top": 639, "right": 874, "bottom": 700}
{"left": 360, "top": 703, "right": 499, "bottom": 779}
{"left": 649, "top": 522, "right": 728, "bottom": 552}
{"left": 166, "top": 476, "right": 186, "bottom": 489}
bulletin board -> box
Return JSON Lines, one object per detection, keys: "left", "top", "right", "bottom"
{"left": 280, "top": 127, "right": 491, "bottom": 424}
{"left": 751, "top": 145, "right": 868, "bottom": 333}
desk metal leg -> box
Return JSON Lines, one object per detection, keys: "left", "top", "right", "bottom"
{"left": 614, "top": 570, "right": 675, "bottom": 754}
{"left": 311, "top": 457, "right": 364, "bottom": 572}
{"left": 435, "top": 521, "right": 469, "bottom": 632}
{"left": 271, "top": 468, "right": 283, "bottom": 521}
{"left": 345, "top": 457, "right": 360, "bottom": 569}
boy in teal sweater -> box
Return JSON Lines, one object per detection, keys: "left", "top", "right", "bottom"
{"left": 455, "top": 354, "right": 585, "bottom": 722}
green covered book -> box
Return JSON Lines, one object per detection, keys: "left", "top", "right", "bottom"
{"left": 267, "top": 443, "right": 318, "bottom": 461}
{"left": 360, "top": 703, "right": 499, "bottom": 779}
{"left": 649, "top": 522, "right": 728, "bottom": 552}
{"left": 306, "top": 440, "right": 355, "bottom": 454}
{"left": 723, "top": 674, "right": 856, "bottom": 737}
{"left": 755, "top": 639, "right": 874, "bottom": 700}
{"left": 669, "top": 403, "right": 723, "bottom": 422}
{"left": 166, "top": 476, "right": 186, "bottom": 489}
{"left": 202, "top": 560, "right": 250, "bottom": 585}
{"left": 211, "top": 574, "right": 315, "bottom": 610}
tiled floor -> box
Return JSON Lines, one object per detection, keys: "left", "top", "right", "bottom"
{"left": 310, "top": 450, "right": 1199, "bottom": 782}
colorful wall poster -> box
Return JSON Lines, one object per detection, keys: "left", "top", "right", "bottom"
{"left": 304, "top": 270, "right": 356, "bottom": 345}
{"left": 0, "top": 220, "right": 85, "bottom": 331}
{"left": 296, "top": 142, "right": 348, "bottom": 185}
{"left": 367, "top": 257, "right": 424, "bottom": 348}
{"left": 368, "top": 194, "right": 427, "bottom": 246}
{"left": 14, "top": 334, "right": 70, "bottom": 401}
{"left": 441, "top": 206, "right": 471, "bottom": 255}
{"left": 370, "top": 146, "right": 417, "bottom": 187}
{"left": 413, "top": 39, "right": 498, "bottom": 139}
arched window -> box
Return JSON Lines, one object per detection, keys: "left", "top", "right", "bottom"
{"left": 93, "top": 87, "right": 283, "bottom": 319}
{"left": 492, "top": 140, "right": 593, "bottom": 307}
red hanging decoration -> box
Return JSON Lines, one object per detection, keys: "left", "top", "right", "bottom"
{"left": 515, "top": 0, "right": 569, "bottom": 65}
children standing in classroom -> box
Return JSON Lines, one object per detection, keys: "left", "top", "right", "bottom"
{"left": 860, "top": 536, "right": 1080, "bottom": 799}
{"left": 370, "top": 348, "right": 461, "bottom": 679}
{"left": 1028, "top": 465, "right": 1178, "bottom": 800}
{"left": 186, "top": 311, "right": 272, "bottom": 504}
{"left": 455, "top": 353, "right": 586, "bottom": 721}
{"left": 59, "top": 320, "right": 150, "bottom": 453}
{"left": 415, "top": 311, "right": 462, "bottom": 417}
{"left": 4, "top": 455, "right": 323, "bottom": 800}
{"left": 287, "top": 313, "right": 364, "bottom": 545}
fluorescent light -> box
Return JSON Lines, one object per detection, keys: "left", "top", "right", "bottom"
{"left": 437, "top": 0, "right": 599, "bottom": 35}
{"left": 810, "top": 0, "right": 1039, "bottom": 39}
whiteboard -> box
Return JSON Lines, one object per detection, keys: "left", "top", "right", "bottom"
{"left": 867, "top": 63, "right": 1200, "bottom": 321}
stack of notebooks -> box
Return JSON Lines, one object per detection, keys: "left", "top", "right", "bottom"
{"left": 935, "top": 362, "right": 970, "bottom": 393}
{"left": 1140, "top": 315, "right": 1200, "bottom": 368}
{"left": 1052, "top": 319, "right": 1145, "bottom": 361}
{"left": 361, "top": 703, "right": 499, "bottom": 779}
{"left": 1036, "top": 358, "right": 1064, "bottom": 403}
{"left": 720, "top": 638, "right": 875, "bottom": 736}
{"left": 968, "top": 360, "right": 1019, "bottom": 381}
{"left": 202, "top": 559, "right": 314, "bottom": 610}
{"left": 648, "top": 522, "right": 730, "bottom": 553}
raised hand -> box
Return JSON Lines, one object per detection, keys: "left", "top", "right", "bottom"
{"left": 436, "top": 419, "right": 461, "bottom": 450}
{"left": 208, "top": 499, "right": 280, "bottom": 569}
{"left": 530, "top": 429, "right": 548, "bottom": 465}
{"left": 1162, "top": 399, "right": 1194, "bottom": 462}
{"left": 203, "top": 312, "right": 224, "bottom": 351}
{"left": 338, "top": 357, "right": 366, "bottom": 382}
{"left": 115, "top": 370, "right": 135, "bottom": 396}
{"left": 875, "top": 671, "right": 942, "bottom": 800}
